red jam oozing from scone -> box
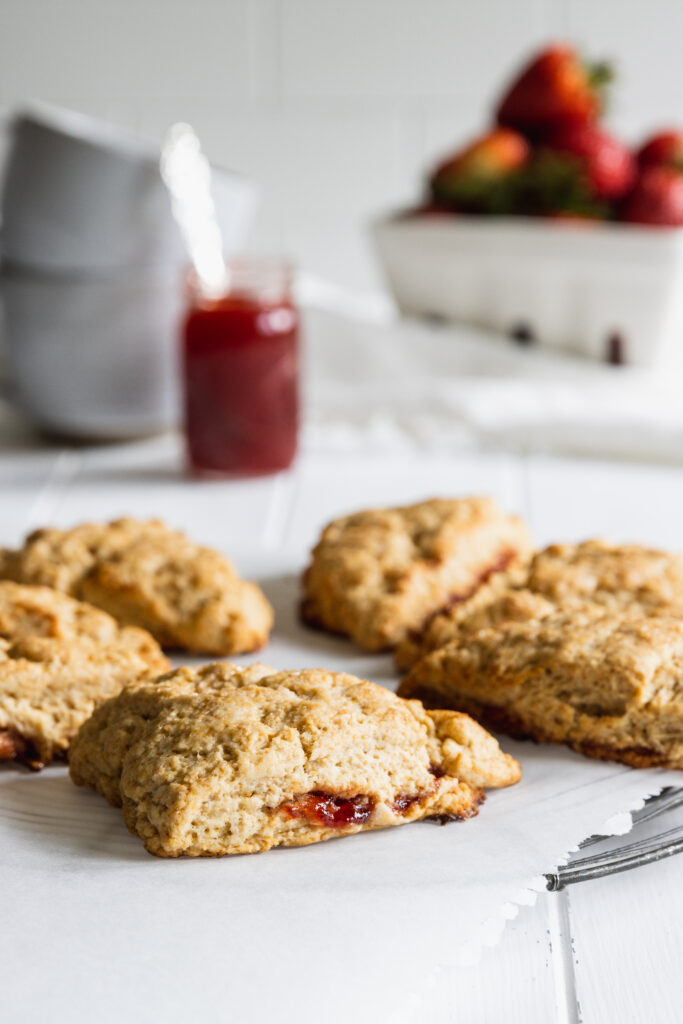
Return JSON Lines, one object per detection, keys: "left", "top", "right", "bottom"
{"left": 442, "top": 548, "right": 517, "bottom": 612}
{"left": 404, "top": 548, "right": 519, "bottom": 646}
{"left": 391, "top": 792, "right": 425, "bottom": 814}
{"left": 280, "top": 792, "right": 374, "bottom": 827}
{"left": 0, "top": 728, "right": 44, "bottom": 771}
{"left": 392, "top": 769, "right": 444, "bottom": 814}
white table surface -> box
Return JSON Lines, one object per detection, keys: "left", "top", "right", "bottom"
{"left": 1, "top": 411, "right": 682, "bottom": 1024}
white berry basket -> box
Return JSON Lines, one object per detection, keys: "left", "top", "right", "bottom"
{"left": 372, "top": 214, "right": 683, "bottom": 369}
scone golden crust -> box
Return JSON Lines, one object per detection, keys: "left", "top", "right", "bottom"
{"left": 300, "top": 498, "right": 532, "bottom": 652}
{"left": 0, "top": 518, "right": 273, "bottom": 655}
{"left": 526, "top": 540, "right": 683, "bottom": 615}
{"left": 399, "top": 606, "right": 683, "bottom": 769}
{"left": 395, "top": 568, "right": 549, "bottom": 670}
{"left": 396, "top": 540, "right": 683, "bottom": 670}
{"left": 69, "top": 663, "right": 520, "bottom": 857}
{"left": 0, "top": 579, "right": 148, "bottom": 644}
{"left": 0, "top": 625, "right": 169, "bottom": 769}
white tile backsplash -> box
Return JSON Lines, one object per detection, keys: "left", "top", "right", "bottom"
{"left": 1, "top": 0, "right": 682, "bottom": 289}
{"left": 281, "top": 0, "right": 550, "bottom": 101}
{"left": 566, "top": 0, "right": 683, "bottom": 139}
{"left": 0, "top": 2, "right": 244, "bottom": 104}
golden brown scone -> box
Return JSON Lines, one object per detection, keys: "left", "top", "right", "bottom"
{"left": 526, "top": 540, "right": 683, "bottom": 614}
{"left": 69, "top": 663, "right": 520, "bottom": 857}
{"left": 399, "top": 605, "right": 683, "bottom": 770}
{"left": 0, "top": 579, "right": 142, "bottom": 643}
{"left": 300, "top": 497, "right": 532, "bottom": 653}
{"left": 0, "top": 518, "right": 273, "bottom": 655}
{"left": 0, "top": 620, "right": 168, "bottom": 769}
{"left": 395, "top": 568, "right": 551, "bottom": 670}
{"left": 396, "top": 540, "right": 683, "bottom": 670}
{"left": 0, "top": 581, "right": 168, "bottom": 768}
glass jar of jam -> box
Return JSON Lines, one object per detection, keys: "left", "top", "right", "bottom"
{"left": 182, "top": 258, "right": 299, "bottom": 476}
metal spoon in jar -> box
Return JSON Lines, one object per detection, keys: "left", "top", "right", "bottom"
{"left": 160, "top": 122, "right": 229, "bottom": 299}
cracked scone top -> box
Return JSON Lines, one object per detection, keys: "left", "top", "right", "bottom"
{"left": 69, "top": 662, "right": 521, "bottom": 857}
{"left": 0, "top": 578, "right": 150, "bottom": 643}
{"left": 399, "top": 605, "right": 683, "bottom": 770}
{"left": 300, "top": 497, "right": 532, "bottom": 652}
{"left": 396, "top": 539, "right": 683, "bottom": 670}
{"left": 0, "top": 518, "right": 273, "bottom": 655}
{"left": 0, "top": 581, "right": 169, "bottom": 768}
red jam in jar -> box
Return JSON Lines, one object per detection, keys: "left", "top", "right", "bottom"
{"left": 182, "top": 259, "right": 299, "bottom": 476}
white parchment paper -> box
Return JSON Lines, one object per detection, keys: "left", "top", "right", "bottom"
{"left": 1, "top": 566, "right": 679, "bottom": 1024}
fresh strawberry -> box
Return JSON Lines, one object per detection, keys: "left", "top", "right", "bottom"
{"left": 501, "top": 149, "right": 610, "bottom": 219}
{"left": 429, "top": 129, "right": 529, "bottom": 212}
{"left": 637, "top": 131, "right": 683, "bottom": 171}
{"left": 496, "top": 45, "right": 612, "bottom": 138}
{"left": 543, "top": 123, "right": 635, "bottom": 200}
{"left": 621, "top": 166, "right": 683, "bottom": 226}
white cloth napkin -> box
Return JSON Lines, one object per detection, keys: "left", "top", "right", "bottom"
{"left": 299, "top": 283, "right": 683, "bottom": 463}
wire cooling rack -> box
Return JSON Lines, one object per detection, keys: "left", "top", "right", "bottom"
{"left": 546, "top": 787, "right": 683, "bottom": 890}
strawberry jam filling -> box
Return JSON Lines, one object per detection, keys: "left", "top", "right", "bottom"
{"left": 281, "top": 792, "right": 374, "bottom": 828}
{"left": 0, "top": 728, "right": 44, "bottom": 771}
{"left": 443, "top": 548, "right": 517, "bottom": 612}
{"left": 392, "top": 767, "right": 445, "bottom": 815}
{"left": 391, "top": 792, "right": 424, "bottom": 815}
{"left": 407, "top": 548, "right": 518, "bottom": 645}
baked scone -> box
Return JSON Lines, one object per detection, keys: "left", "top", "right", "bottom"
{"left": 69, "top": 662, "right": 521, "bottom": 857}
{"left": 0, "top": 518, "right": 273, "bottom": 655}
{"left": 395, "top": 569, "right": 548, "bottom": 670}
{"left": 396, "top": 540, "right": 683, "bottom": 670}
{"left": 300, "top": 498, "right": 532, "bottom": 652}
{"left": 0, "top": 579, "right": 149, "bottom": 643}
{"left": 0, "top": 622, "right": 169, "bottom": 770}
{"left": 399, "top": 605, "right": 683, "bottom": 769}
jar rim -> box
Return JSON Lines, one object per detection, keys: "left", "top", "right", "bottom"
{"left": 185, "top": 254, "right": 294, "bottom": 305}
{"left": 186, "top": 255, "right": 293, "bottom": 304}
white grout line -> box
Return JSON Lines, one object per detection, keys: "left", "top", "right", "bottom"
{"left": 260, "top": 463, "right": 301, "bottom": 549}
{"left": 517, "top": 451, "right": 535, "bottom": 529}
{"left": 547, "top": 890, "right": 583, "bottom": 1024}
{"left": 25, "top": 449, "right": 83, "bottom": 530}
{"left": 246, "top": 0, "right": 283, "bottom": 106}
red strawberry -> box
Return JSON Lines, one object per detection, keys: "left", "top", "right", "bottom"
{"left": 500, "top": 149, "right": 610, "bottom": 219}
{"left": 637, "top": 131, "right": 683, "bottom": 171}
{"left": 543, "top": 123, "right": 635, "bottom": 200}
{"left": 429, "top": 129, "right": 529, "bottom": 212}
{"left": 496, "top": 45, "right": 612, "bottom": 138}
{"left": 621, "top": 166, "right": 683, "bottom": 226}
